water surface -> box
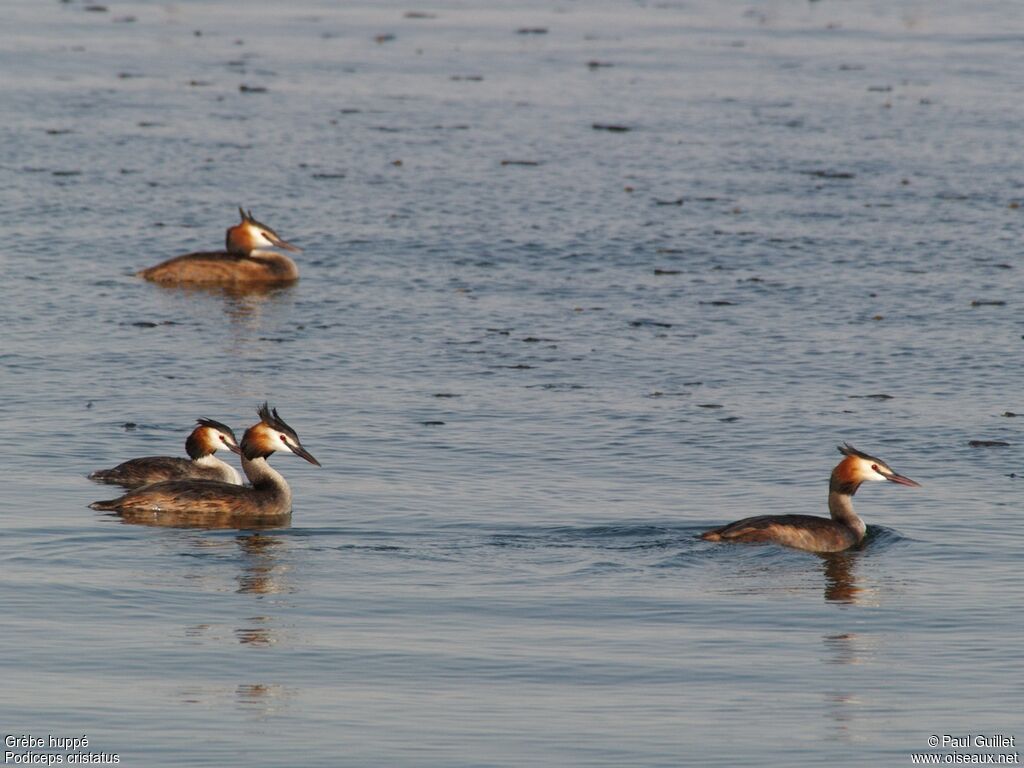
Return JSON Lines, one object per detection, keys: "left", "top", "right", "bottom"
{"left": 2, "top": 1, "right": 1022, "bottom": 765}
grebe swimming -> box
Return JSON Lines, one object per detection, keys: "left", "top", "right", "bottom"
{"left": 88, "top": 418, "right": 242, "bottom": 488}
{"left": 138, "top": 208, "right": 302, "bottom": 286}
{"left": 90, "top": 404, "right": 320, "bottom": 521}
{"left": 700, "top": 444, "right": 920, "bottom": 553}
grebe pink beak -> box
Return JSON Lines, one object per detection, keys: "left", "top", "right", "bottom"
{"left": 226, "top": 442, "right": 244, "bottom": 456}
{"left": 288, "top": 442, "right": 321, "bottom": 467}
{"left": 264, "top": 231, "right": 301, "bottom": 253}
{"left": 883, "top": 471, "right": 920, "bottom": 487}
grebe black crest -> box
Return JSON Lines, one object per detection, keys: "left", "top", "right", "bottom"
{"left": 700, "top": 443, "right": 920, "bottom": 553}
{"left": 88, "top": 418, "right": 242, "bottom": 488}
{"left": 89, "top": 403, "right": 321, "bottom": 526}
{"left": 137, "top": 207, "right": 302, "bottom": 286}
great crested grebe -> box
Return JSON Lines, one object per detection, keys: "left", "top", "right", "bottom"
{"left": 88, "top": 418, "right": 242, "bottom": 488}
{"left": 700, "top": 444, "right": 920, "bottom": 553}
{"left": 89, "top": 404, "right": 321, "bottom": 520}
{"left": 137, "top": 208, "right": 302, "bottom": 286}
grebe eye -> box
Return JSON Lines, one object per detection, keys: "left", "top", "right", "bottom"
{"left": 280, "top": 434, "right": 289, "bottom": 442}
{"left": 871, "top": 464, "right": 879, "bottom": 471}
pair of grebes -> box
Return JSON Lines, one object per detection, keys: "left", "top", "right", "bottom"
{"left": 90, "top": 404, "right": 320, "bottom": 518}
{"left": 105, "top": 209, "right": 921, "bottom": 549}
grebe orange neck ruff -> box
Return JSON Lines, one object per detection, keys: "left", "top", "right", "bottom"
{"left": 700, "top": 443, "right": 920, "bottom": 553}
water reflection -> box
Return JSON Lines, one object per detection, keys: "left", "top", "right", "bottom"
{"left": 235, "top": 683, "right": 296, "bottom": 717}
{"left": 176, "top": 682, "right": 296, "bottom": 719}
{"left": 176, "top": 534, "right": 295, "bottom": 716}
{"left": 151, "top": 281, "right": 295, "bottom": 305}
{"left": 820, "top": 631, "right": 879, "bottom": 743}
{"left": 145, "top": 279, "right": 296, "bottom": 340}
{"left": 235, "top": 533, "right": 293, "bottom": 596}
{"left": 818, "top": 552, "right": 863, "bottom": 604}
{"left": 180, "top": 533, "right": 293, "bottom": 647}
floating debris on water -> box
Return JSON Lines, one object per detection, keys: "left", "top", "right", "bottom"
{"left": 969, "top": 440, "right": 1010, "bottom": 448}
{"left": 802, "top": 170, "right": 855, "bottom": 179}
{"left": 593, "top": 123, "right": 631, "bottom": 132}
{"left": 629, "top": 319, "right": 672, "bottom": 328}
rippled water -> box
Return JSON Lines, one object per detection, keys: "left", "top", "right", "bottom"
{"left": 2, "top": 0, "right": 1022, "bottom": 765}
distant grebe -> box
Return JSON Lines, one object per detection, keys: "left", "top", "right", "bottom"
{"left": 88, "top": 418, "right": 242, "bottom": 488}
{"left": 700, "top": 444, "right": 920, "bottom": 553}
{"left": 90, "top": 403, "right": 321, "bottom": 520}
{"left": 138, "top": 208, "right": 302, "bottom": 286}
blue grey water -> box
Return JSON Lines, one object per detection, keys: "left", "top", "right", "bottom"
{"left": 1, "top": 0, "right": 1021, "bottom": 765}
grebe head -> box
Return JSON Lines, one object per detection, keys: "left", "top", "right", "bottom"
{"left": 225, "top": 208, "right": 302, "bottom": 256}
{"left": 834, "top": 443, "right": 920, "bottom": 490}
{"left": 241, "top": 402, "right": 321, "bottom": 466}
{"left": 185, "top": 418, "right": 243, "bottom": 459}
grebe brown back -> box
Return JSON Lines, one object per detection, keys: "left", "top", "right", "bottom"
{"left": 137, "top": 208, "right": 302, "bottom": 287}
{"left": 700, "top": 444, "right": 920, "bottom": 553}
{"left": 88, "top": 418, "right": 242, "bottom": 488}
{"left": 89, "top": 404, "right": 321, "bottom": 523}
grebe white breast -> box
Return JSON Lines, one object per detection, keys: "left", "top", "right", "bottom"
{"left": 137, "top": 208, "right": 302, "bottom": 286}
{"left": 700, "top": 444, "right": 920, "bottom": 553}
{"left": 89, "top": 403, "right": 321, "bottom": 521}
{"left": 88, "top": 418, "right": 242, "bottom": 488}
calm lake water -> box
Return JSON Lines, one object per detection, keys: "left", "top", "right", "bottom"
{"left": 2, "top": 0, "right": 1022, "bottom": 765}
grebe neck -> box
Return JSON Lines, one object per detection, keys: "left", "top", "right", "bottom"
{"left": 242, "top": 455, "right": 291, "bottom": 507}
{"left": 194, "top": 453, "right": 241, "bottom": 485}
{"left": 828, "top": 474, "right": 866, "bottom": 540}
